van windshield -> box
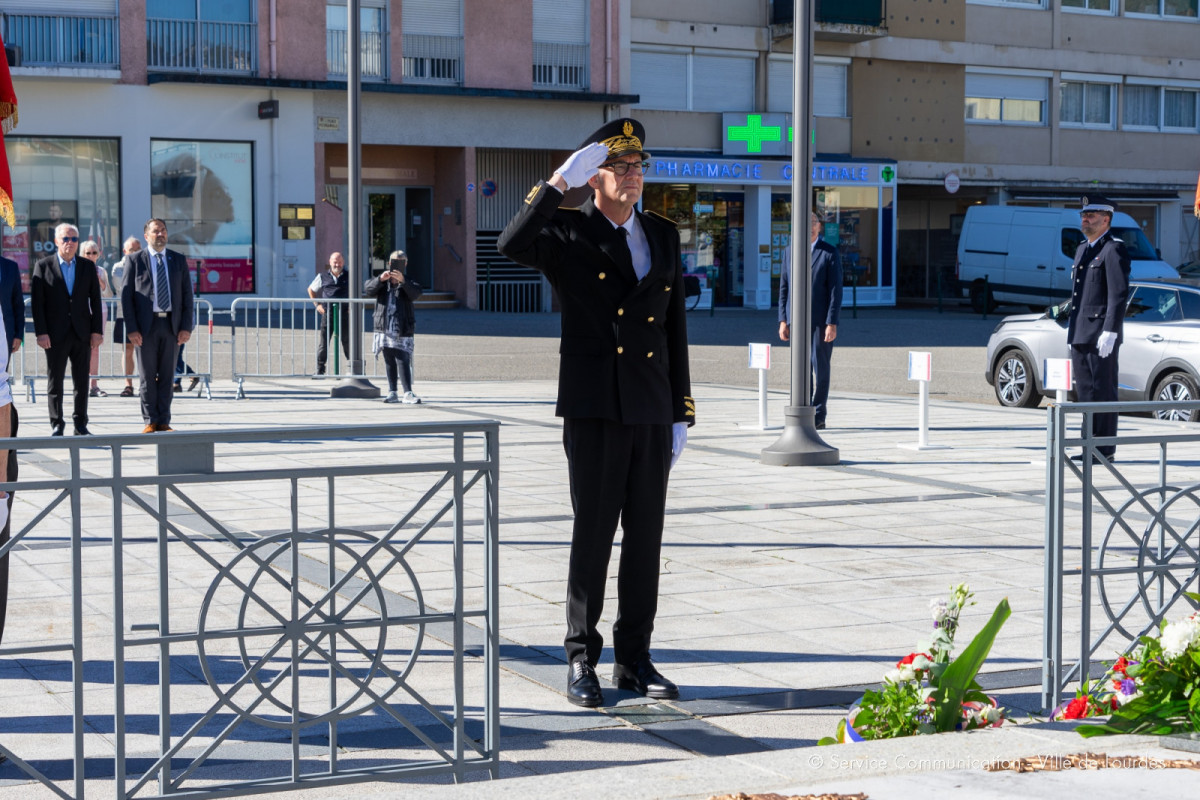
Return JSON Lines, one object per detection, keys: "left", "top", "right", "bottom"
{"left": 1111, "top": 227, "right": 1159, "bottom": 260}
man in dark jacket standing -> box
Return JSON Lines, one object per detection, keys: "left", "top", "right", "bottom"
{"left": 778, "top": 211, "right": 842, "bottom": 429}
{"left": 308, "top": 252, "right": 350, "bottom": 377}
{"left": 498, "top": 118, "right": 694, "bottom": 708}
{"left": 1067, "top": 195, "right": 1130, "bottom": 460}
{"left": 31, "top": 223, "right": 104, "bottom": 435}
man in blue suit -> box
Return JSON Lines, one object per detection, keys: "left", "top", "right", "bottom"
{"left": 778, "top": 211, "right": 843, "bottom": 429}
{"left": 0, "top": 254, "right": 21, "bottom": 645}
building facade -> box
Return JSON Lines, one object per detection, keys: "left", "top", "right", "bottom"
{"left": 3, "top": 1, "right": 1197, "bottom": 310}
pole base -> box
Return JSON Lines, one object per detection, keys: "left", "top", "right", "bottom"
{"left": 329, "top": 376, "right": 380, "bottom": 399}
{"left": 760, "top": 405, "right": 840, "bottom": 466}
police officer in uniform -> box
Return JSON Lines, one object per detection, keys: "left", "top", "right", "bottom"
{"left": 1066, "top": 195, "right": 1130, "bottom": 460}
{"left": 498, "top": 118, "right": 695, "bottom": 707}
{"left": 307, "top": 252, "right": 350, "bottom": 376}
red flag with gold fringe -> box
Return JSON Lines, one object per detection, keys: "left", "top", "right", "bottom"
{"left": 0, "top": 31, "right": 17, "bottom": 228}
{"left": 1194, "top": 172, "right": 1199, "bottom": 218}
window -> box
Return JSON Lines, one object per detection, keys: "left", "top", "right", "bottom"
{"left": 151, "top": 140, "right": 255, "bottom": 294}
{"left": 533, "top": 0, "right": 588, "bottom": 90}
{"left": 1, "top": 137, "right": 122, "bottom": 293}
{"left": 1061, "top": 228, "right": 1085, "bottom": 258}
{"left": 1126, "top": 0, "right": 1199, "bottom": 18}
{"left": 1061, "top": 0, "right": 1114, "bottom": 11}
{"left": 146, "top": 0, "right": 257, "bottom": 73}
{"left": 402, "top": 0, "right": 463, "bottom": 85}
{"left": 966, "top": 0, "right": 1045, "bottom": 7}
{"left": 965, "top": 73, "right": 1047, "bottom": 124}
{"left": 632, "top": 48, "right": 754, "bottom": 112}
{"left": 767, "top": 57, "right": 849, "bottom": 117}
{"left": 1059, "top": 81, "right": 1114, "bottom": 127}
{"left": 1123, "top": 84, "right": 1200, "bottom": 131}
{"left": 326, "top": 2, "right": 387, "bottom": 80}
{"left": 1126, "top": 286, "right": 1181, "bottom": 323}
{"left": 1179, "top": 289, "right": 1200, "bottom": 320}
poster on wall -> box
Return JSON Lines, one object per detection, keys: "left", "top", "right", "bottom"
{"left": 151, "top": 140, "right": 254, "bottom": 294}
{"left": 29, "top": 199, "right": 78, "bottom": 266}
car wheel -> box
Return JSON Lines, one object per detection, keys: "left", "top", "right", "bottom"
{"left": 993, "top": 349, "right": 1040, "bottom": 408}
{"left": 1152, "top": 371, "right": 1200, "bottom": 422}
{"left": 969, "top": 281, "right": 996, "bottom": 314}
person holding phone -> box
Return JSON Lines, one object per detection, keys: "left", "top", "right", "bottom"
{"left": 364, "top": 250, "right": 423, "bottom": 404}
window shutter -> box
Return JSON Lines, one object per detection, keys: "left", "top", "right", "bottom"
{"left": 402, "top": 0, "right": 462, "bottom": 36}
{"left": 767, "top": 58, "right": 792, "bottom": 112}
{"left": 533, "top": 0, "right": 587, "bottom": 44}
{"left": 7, "top": 1, "right": 116, "bottom": 12}
{"left": 632, "top": 50, "right": 688, "bottom": 110}
{"left": 692, "top": 54, "right": 755, "bottom": 112}
{"left": 813, "top": 63, "right": 847, "bottom": 117}
{"left": 966, "top": 74, "right": 1046, "bottom": 101}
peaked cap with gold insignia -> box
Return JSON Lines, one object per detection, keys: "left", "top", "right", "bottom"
{"left": 580, "top": 117, "right": 651, "bottom": 162}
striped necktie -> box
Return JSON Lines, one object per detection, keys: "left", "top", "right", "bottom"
{"left": 155, "top": 253, "right": 171, "bottom": 312}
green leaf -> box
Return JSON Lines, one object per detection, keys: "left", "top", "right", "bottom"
{"left": 930, "top": 598, "right": 1011, "bottom": 732}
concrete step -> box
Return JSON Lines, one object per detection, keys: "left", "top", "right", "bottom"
{"left": 415, "top": 291, "right": 458, "bottom": 310}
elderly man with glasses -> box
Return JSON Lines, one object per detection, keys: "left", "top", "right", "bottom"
{"left": 498, "top": 118, "right": 694, "bottom": 709}
{"left": 78, "top": 240, "right": 113, "bottom": 397}
{"left": 31, "top": 224, "right": 105, "bottom": 436}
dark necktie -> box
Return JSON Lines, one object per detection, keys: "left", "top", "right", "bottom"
{"left": 155, "top": 253, "right": 171, "bottom": 312}
{"left": 617, "top": 227, "right": 633, "bottom": 272}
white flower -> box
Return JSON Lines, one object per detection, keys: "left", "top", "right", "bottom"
{"left": 930, "top": 598, "right": 950, "bottom": 623}
{"left": 911, "top": 654, "right": 932, "bottom": 671}
{"left": 1160, "top": 618, "right": 1200, "bottom": 661}
{"left": 983, "top": 706, "right": 1005, "bottom": 724}
{"left": 883, "top": 668, "right": 904, "bottom": 685}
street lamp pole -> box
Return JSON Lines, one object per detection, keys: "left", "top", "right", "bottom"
{"left": 331, "top": 0, "right": 379, "bottom": 398}
{"left": 760, "top": 0, "right": 838, "bottom": 466}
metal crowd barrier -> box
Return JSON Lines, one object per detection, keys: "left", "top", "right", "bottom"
{"left": 15, "top": 298, "right": 216, "bottom": 402}
{"left": 1042, "top": 399, "right": 1200, "bottom": 711}
{"left": 229, "top": 297, "right": 385, "bottom": 398}
{"left": 0, "top": 421, "right": 501, "bottom": 797}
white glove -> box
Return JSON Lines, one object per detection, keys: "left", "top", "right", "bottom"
{"left": 1097, "top": 330, "right": 1117, "bottom": 358}
{"left": 670, "top": 422, "right": 688, "bottom": 470}
{"left": 554, "top": 142, "right": 609, "bottom": 190}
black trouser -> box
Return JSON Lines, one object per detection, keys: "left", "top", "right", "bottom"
{"left": 45, "top": 331, "right": 90, "bottom": 431}
{"left": 1, "top": 404, "right": 20, "bottom": 645}
{"left": 138, "top": 316, "right": 179, "bottom": 427}
{"left": 316, "top": 310, "right": 350, "bottom": 373}
{"left": 562, "top": 418, "right": 672, "bottom": 667}
{"left": 1071, "top": 342, "right": 1120, "bottom": 457}
{"left": 382, "top": 347, "right": 413, "bottom": 393}
{"left": 811, "top": 326, "right": 834, "bottom": 425}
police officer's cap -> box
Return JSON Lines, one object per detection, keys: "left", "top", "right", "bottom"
{"left": 1080, "top": 194, "right": 1118, "bottom": 214}
{"left": 580, "top": 118, "right": 651, "bottom": 163}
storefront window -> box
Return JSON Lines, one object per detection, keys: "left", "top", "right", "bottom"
{"left": 643, "top": 184, "right": 744, "bottom": 306}
{"left": 1, "top": 137, "right": 121, "bottom": 292}
{"left": 815, "top": 185, "right": 893, "bottom": 290}
{"left": 151, "top": 139, "right": 254, "bottom": 293}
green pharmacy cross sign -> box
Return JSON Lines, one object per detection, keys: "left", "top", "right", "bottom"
{"left": 727, "top": 115, "right": 783, "bottom": 153}
{"left": 723, "top": 113, "right": 792, "bottom": 157}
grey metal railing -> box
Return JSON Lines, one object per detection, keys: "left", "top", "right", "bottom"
{"left": 0, "top": 12, "right": 119, "bottom": 68}
{"left": 16, "top": 298, "right": 216, "bottom": 402}
{"left": 1043, "top": 399, "right": 1200, "bottom": 711}
{"left": 0, "top": 421, "right": 501, "bottom": 798}
{"left": 532, "top": 41, "right": 588, "bottom": 90}
{"left": 401, "top": 34, "right": 462, "bottom": 85}
{"left": 147, "top": 18, "right": 258, "bottom": 74}
{"left": 326, "top": 29, "right": 387, "bottom": 80}
{"left": 230, "top": 297, "right": 385, "bottom": 396}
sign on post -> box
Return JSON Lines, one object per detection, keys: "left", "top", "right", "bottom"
{"left": 1044, "top": 358, "right": 1072, "bottom": 404}
{"left": 748, "top": 343, "right": 777, "bottom": 431}
{"left": 900, "top": 351, "right": 948, "bottom": 451}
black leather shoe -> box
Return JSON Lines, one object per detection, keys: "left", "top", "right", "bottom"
{"left": 567, "top": 660, "right": 603, "bottom": 708}
{"left": 74, "top": 426, "right": 91, "bottom": 436}
{"left": 815, "top": 421, "right": 826, "bottom": 430}
{"left": 51, "top": 425, "right": 64, "bottom": 437}
{"left": 613, "top": 656, "right": 679, "bottom": 700}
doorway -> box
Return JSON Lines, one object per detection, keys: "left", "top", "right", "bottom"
{"left": 365, "top": 187, "right": 433, "bottom": 287}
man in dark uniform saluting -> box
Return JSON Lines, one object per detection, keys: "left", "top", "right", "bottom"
{"left": 1067, "top": 195, "right": 1130, "bottom": 461}
{"left": 498, "top": 118, "right": 695, "bottom": 707}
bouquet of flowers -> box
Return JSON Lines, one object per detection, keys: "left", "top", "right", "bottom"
{"left": 819, "top": 584, "right": 1010, "bottom": 744}
{"left": 1062, "top": 594, "right": 1200, "bottom": 737}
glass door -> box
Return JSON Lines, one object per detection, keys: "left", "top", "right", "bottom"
{"left": 364, "top": 187, "right": 433, "bottom": 286}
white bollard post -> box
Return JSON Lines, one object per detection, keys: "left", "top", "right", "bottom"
{"left": 747, "top": 343, "right": 779, "bottom": 431}
{"left": 899, "top": 351, "right": 948, "bottom": 451}
{"left": 1044, "top": 358, "right": 1072, "bottom": 407}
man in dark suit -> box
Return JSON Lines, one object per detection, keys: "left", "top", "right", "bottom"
{"left": 31, "top": 224, "right": 104, "bottom": 436}
{"left": 498, "top": 118, "right": 694, "bottom": 708}
{"left": 121, "top": 218, "right": 194, "bottom": 433}
{"left": 0, "top": 255, "right": 19, "bottom": 646}
{"left": 778, "top": 211, "right": 843, "bottom": 430}
{"left": 1067, "top": 195, "right": 1130, "bottom": 460}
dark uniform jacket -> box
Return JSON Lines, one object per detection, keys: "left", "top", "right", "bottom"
{"left": 31, "top": 254, "right": 104, "bottom": 344}
{"left": 1066, "top": 231, "right": 1130, "bottom": 346}
{"left": 498, "top": 181, "right": 694, "bottom": 427}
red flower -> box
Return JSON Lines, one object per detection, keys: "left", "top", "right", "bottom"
{"left": 1109, "top": 696, "right": 1119, "bottom": 710}
{"left": 1113, "top": 656, "right": 1130, "bottom": 675}
{"left": 897, "top": 652, "right": 932, "bottom": 668}
{"left": 1061, "top": 697, "right": 1090, "bottom": 719}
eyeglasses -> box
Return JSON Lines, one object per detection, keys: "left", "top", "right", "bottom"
{"left": 602, "top": 160, "right": 650, "bottom": 177}
{"left": 60, "top": 236, "right": 79, "bottom": 243}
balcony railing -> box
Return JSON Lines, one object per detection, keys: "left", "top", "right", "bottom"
{"left": 147, "top": 18, "right": 257, "bottom": 75}
{"left": 326, "top": 29, "right": 388, "bottom": 80}
{"left": 1, "top": 13, "right": 119, "bottom": 68}
{"left": 532, "top": 41, "right": 588, "bottom": 91}
{"left": 401, "top": 33, "right": 462, "bottom": 86}
{"left": 773, "top": 0, "right": 887, "bottom": 27}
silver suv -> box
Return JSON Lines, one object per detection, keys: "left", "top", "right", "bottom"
{"left": 985, "top": 279, "right": 1200, "bottom": 422}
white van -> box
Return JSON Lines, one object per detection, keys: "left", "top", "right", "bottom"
{"left": 956, "top": 206, "right": 1178, "bottom": 312}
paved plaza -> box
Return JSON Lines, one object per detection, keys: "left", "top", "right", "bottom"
{"left": 2, "top": 311, "right": 1199, "bottom": 798}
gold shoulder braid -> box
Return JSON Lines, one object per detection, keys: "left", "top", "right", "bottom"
{"left": 684, "top": 397, "right": 695, "bottom": 417}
